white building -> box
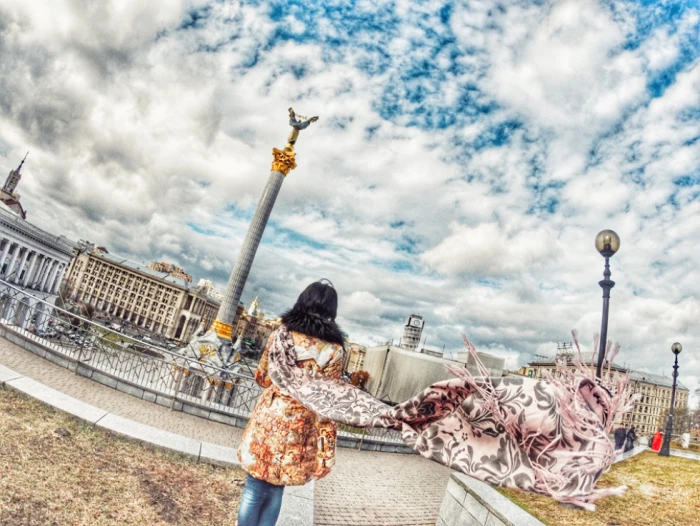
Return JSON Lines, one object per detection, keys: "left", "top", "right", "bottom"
{"left": 0, "top": 158, "right": 74, "bottom": 329}
{"left": 197, "top": 278, "right": 223, "bottom": 302}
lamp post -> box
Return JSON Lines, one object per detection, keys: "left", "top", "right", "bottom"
{"left": 594, "top": 230, "right": 620, "bottom": 378}
{"left": 659, "top": 342, "right": 682, "bottom": 457}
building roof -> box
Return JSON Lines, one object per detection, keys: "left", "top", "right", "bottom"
{"left": 96, "top": 252, "right": 190, "bottom": 287}
{"left": 0, "top": 201, "right": 74, "bottom": 255}
{"left": 628, "top": 370, "right": 688, "bottom": 390}
{"left": 527, "top": 355, "right": 688, "bottom": 391}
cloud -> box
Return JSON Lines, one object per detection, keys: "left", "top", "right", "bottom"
{"left": 421, "top": 222, "right": 558, "bottom": 277}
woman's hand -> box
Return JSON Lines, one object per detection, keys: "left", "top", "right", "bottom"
{"left": 314, "top": 465, "right": 332, "bottom": 479}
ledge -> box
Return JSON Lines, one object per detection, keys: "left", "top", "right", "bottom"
{"left": 438, "top": 473, "right": 545, "bottom": 526}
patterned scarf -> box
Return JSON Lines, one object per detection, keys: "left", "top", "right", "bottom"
{"left": 267, "top": 326, "right": 638, "bottom": 510}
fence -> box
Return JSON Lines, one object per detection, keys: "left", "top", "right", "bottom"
{"left": 0, "top": 278, "right": 408, "bottom": 451}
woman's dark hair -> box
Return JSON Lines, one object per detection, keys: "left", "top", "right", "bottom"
{"left": 291, "top": 281, "right": 338, "bottom": 320}
{"left": 281, "top": 281, "right": 344, "bottom": 346}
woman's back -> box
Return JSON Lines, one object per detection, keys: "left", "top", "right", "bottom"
{"left": 238, "top": 328, "right": 344, "bottom": 486}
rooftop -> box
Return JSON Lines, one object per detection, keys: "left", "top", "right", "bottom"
{"left": 0, "top": 202, "right": 74, "bottom": 255}
{"left": 528, "top": 354, "right": 688, "bottom": 390}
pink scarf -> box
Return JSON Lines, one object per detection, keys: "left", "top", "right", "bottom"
{"left": 267, "top": 326, "right": 638, "bottom": 510}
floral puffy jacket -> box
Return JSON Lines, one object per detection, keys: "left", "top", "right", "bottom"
{"left": 237, "top": 329, "right": 344, "bottom": 486}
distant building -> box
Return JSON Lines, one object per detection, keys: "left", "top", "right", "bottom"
{"left": 401, "top": 314, "right": 424, "bottom": 351}
{"left": 232, "top": 297, "right": 282, "bottom": 349}
{"left": 149, "top": 262, "right": 192, "bottom": 283}
{"left": 197, "top": 279, "right": 223, "bottom": 302}
{"left": 363, "top": 344, "right": 505, "bottom": 404}
{"left": 64, "top": 247, "right": 219, "bottom": 342}
{"left": 520, "top": 344, "right": 690, "bottom": 438}
{"left": 344, "top": 342, "right": 367, "bottom": 373}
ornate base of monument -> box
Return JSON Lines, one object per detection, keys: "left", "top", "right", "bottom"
{"left": 176, "top": 323, "right": 240, "bottom": 369}
{"left": 211, "top": 319, "right": 233, "bottom": 340}
{"left": 272, "top": 148, "right": 297, "bottom": 175}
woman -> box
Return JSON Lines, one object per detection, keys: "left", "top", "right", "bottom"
{"left": 236, "top": 281, "right": 345, "bottom": 526}
{"left": 624, "top": 425, "right": 637, "bottom": 452}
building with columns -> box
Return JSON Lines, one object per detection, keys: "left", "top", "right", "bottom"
{"left": 0, "top": 202, "right": 74, "bottom": 329}
{"left": 63, "top": 246, "right": 220, "bottom": 343}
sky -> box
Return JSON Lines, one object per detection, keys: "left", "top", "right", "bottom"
{"left": 0, "top": 0, "right": 698, "bottom": 404}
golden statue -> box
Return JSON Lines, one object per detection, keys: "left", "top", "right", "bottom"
{"left": 285, "top": 108, "right": 319, "bottom": 152}
{"left": 272, "top": 108, "right": 318, "bottom": 175}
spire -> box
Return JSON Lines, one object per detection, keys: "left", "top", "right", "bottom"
{"left": 17, "top": 151, "right": 29, "bottom": 172}
{"left": 4, "top": 151, "right": 28, "bottom": 195}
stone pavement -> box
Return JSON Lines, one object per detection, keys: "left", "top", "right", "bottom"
{"left": 0, "top": 336, "right": 451, "bottom": 526}
{"left": 316, "top": 448, "right": 451, "bottom": 526}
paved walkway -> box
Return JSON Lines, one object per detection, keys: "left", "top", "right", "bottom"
{"left": 316, "top": 449, "right": 451, "bottom": 526}
{"left": 0, "top": 337, "right": 451, "bottom": 526}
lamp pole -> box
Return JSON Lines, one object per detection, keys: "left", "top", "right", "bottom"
{"left": 659, "top": 342, "right": 682, "bottom": 457}
{"left": 594, "top": 230, "right": 620, "bottom": 378}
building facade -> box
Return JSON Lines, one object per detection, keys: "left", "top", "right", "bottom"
{"left": 232, "top": 296, "right": 281, "bottom": 349}
{"left": 521, "top": 350, "right": 689, "bottom": 438}
{"left": 64, "top": 247, "right": 219, "bottom": 343}
{"left": 0, "top": 202, "right": 75, "bottom": 329}
{"left": 344, "top": 342, "right": 368, "bottom": 373}
{"left": 197, "top": 279, "right": 223, "bottom": 302}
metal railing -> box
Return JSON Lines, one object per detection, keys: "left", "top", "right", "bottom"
{"left": 0, "top": 278, "right": 405, "bottom": 448}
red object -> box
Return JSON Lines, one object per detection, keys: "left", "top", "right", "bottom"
{"left": 651, "top": 431, "right": 663, "bottom": 451}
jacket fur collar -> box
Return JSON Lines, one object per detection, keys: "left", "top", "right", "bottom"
{"left": 280, "top": 309, "right": 345, "bottom": 347}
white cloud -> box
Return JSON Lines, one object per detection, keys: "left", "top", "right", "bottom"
{"left": 421, "top": 222, "right": 559, "bottom": 277}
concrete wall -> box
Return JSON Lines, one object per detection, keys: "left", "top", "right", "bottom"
{"left": 454, "top": 352, "right": 506, "bottom": 378}
{"left": 365, "top": 345, "right": 506, "bottom": 405}
{"left": 437, "top": 473, "right": 544, "bottom": 526}
{"left": 363, "top": 345, "right": 390, "bottom": 396}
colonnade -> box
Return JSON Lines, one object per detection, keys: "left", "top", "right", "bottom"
{"left": 0, "top": 238, "right": 67, "bottom": 294}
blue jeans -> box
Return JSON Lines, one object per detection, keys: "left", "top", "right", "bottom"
{"left": 237, "top": 474, "right": 285, "bottom": 526}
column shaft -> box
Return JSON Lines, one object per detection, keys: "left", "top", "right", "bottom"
{"left": 13, "top": 247, "right": 29, "bottom": 284}
{"left": 216, "top": 170, "right": 285, "bottom": 325}
{"left": 5, "top": 244, "right": 20, "bottom": 282}
{"left": 52, "top": 265, "right": 66, "bottom": 295}
{"left": 40, "top": 260, "right": 55, "bottom": 291}
{"left": 22, "top": 252, "right": 38, "bottom": 287}
{"left": 0, "top": 240, "right": 12, "bottom": 274}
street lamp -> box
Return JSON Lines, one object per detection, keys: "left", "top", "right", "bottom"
{"left": 594, "top": 229, "right": 620, "bottom": 378}
{"left": 659, "top": 342, "right": 682, "bottom": 457}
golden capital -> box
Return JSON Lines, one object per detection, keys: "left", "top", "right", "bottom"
{"left": 211, "top": 320, "right": 233, "bottom": 340}
{"left": 271, "top": 148, "right": 297, "bottom": 176}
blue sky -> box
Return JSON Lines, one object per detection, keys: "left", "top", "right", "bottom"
{"left": 0, "top": 0, "right": 698, "bottom": 403}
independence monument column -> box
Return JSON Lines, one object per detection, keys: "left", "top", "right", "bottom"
{"left": 211, "top": 108, "right": 319, "bottom": 342}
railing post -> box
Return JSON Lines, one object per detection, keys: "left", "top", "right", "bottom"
{"left": 358, "top": 428, "right": 367, "bottom": 451}
{"left": 170, "top": 366, "right": 184, "bottom": 411}
{"left": 74, "top": 332, "right": 83, "bottom": 375}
